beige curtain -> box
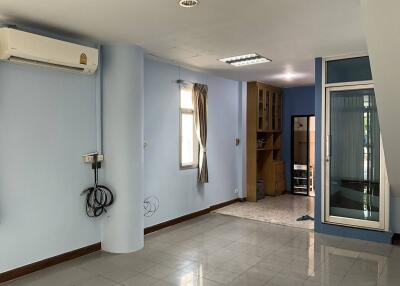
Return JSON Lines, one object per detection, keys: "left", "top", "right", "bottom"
{"left": 193, "top": 83, "right": 208, "bottom": 183}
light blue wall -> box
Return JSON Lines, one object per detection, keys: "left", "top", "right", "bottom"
{"left": 238, "top": 81, "right": 247, "bottom": 199}
{"left": 143, "top": 59, "right": 240, "bottom": 227}
{"left": 101, "top": 45, "right": 144, "bottom": 252}
{"left": 314, "top": 58, "right": 393, "bottom": 243}
{"left": 282, "top": 86, "right": 315, "bottom": 191}
{"left": 0, "top": 62, "right": 99, "bottom": 272}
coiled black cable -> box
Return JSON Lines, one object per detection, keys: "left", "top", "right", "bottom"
{"left": 82, "top": 160, "right": 114, "bottom": 217}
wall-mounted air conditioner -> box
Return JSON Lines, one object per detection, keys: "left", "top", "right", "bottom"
{"left": 0, "top": 28, "right": 98, "bottom": 74}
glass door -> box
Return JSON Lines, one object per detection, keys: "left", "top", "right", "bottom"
{"left": 325, "top": 84, "right": 387, "bottom": 229}
{"left": 257, "top": 88, "right": 264, "bottom": 131}
{"left": 271, "top": 92, "right": 276, "bottom": 130}
{"left": 274, "top": 93, "right": 282, "bottom": 131}
{"left": 264, "top": 89, "right": 270, "bottom": 131}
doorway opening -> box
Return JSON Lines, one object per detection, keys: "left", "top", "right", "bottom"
{"left": 291, "top": 115, "right": 316, "bottom": 197}
{"left": 215, "top": 83, "right": 315, "bottom": 230}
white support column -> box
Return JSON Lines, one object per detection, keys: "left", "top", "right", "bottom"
{"left": 101, "top": 45, "right": 144, "bottom": 253}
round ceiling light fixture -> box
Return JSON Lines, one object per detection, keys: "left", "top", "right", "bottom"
{"left": 179, "top": 0, "right": 199, "bottom": 8}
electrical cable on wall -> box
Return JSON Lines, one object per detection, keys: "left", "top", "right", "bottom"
{"left": 144, "top": 196, "right": 159, "bottom": 217}
{"left": 81, "top": 153, "right": 114, "bottom": 217}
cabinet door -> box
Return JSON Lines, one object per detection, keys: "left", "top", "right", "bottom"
{"left": 264, "top": 89, "right": 270, "bottom": 131}
{"left": 272, "top": 91, "right": 276, "bottom": 130}
{"left": 271, "top": 91, "right": 282, "bottom": 131}
{"left": 276, "top": 92, "right": 282, "bottom": 131}
{"left": 274, "top": 161, "right": 285, "bottom": 194}
{"left": 257, "top": 87, "right": 264, "bottom": 131}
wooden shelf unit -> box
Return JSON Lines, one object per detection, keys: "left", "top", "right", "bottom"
{"left": 246, "top": 82, "right": 285, "bottom": 202}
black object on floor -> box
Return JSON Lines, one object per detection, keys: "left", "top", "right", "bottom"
{"left": 256, "top": 179, "right": 265, "bottom": 201}
{"left": 392, "top": 233, "right": 400, "bottom": 245}
{"left": 296, "top": 215, "right": 314, "bottom": 221}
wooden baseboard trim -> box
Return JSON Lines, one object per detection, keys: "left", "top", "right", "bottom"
{"left": 0, "top": 243, "right": 101, "bottom": 283}
{"left": 209, "top": 198, "right": 240, "bottom": 211}
{"left": 2, "top": 198, "right": 243, "bottom": 282}
{"left": 145, "top": 198, "right": 240, "bottom": 235}
{"left": 144, "top": 208, "right": 210, "bottom": 235}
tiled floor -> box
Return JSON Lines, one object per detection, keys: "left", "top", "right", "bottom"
{"left": 3, "top": 213, "right": 399, "bottom": 286}
{"left": 214, "top": 194, "right": 315, "bottom": 230}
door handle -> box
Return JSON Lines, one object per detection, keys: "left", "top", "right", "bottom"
{"left": 326, "top": 135, "right": 331, "bottom": 162}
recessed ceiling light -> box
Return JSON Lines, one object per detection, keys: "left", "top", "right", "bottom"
{"left": 179, "top": 0, "right": 199, "bottom": 8}
{"left": 284, "top": 72, "right": 295, "bottom": 80}
{"left": 271, "top": 71, "right": 307, "bottom": 81}
{"left": 219, "top": 53, "right": 271, "bottom": 67}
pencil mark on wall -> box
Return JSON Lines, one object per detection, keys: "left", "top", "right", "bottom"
{"left": 144, "top": 196, "right": 159, "bottom": 217}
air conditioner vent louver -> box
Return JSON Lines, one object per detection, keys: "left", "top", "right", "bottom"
{"left": 9, "top": 56, "right": 85, "bottom": 72}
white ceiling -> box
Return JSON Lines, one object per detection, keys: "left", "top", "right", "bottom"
{"left": 0, "top": 0, "right": 366, "bottom": 87}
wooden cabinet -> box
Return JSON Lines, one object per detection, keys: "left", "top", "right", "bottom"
{"left": 247, "top": 82, "right": 285, "bottom": 202}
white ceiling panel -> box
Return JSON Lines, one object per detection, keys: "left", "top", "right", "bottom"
{"left": 0, "top": 0, "right": 366, "bottom": 87}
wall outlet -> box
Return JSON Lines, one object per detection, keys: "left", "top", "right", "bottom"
{"left": 82, "top": 152, "right": 103, "bottom": 163}
{"left": 234, "top": 188, "right": 239, "bottom": 194}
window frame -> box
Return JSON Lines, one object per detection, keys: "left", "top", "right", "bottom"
{"left": 179, "top": 84, "right": 199, "bottom": 170}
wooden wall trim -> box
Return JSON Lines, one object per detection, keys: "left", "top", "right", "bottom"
{"left": 0, "top": 243, "right": 101, "bottom": 283}
{"left": 144, "top": 208, "right": 210, "bottom": 235}
{"left": 209, "top": 198, "right": 240, "bottom": 211}
{"left": 145, "top": 198, "right": 241, "bottom": 235}
{"left": 1, "top": 197, "right": 244, "bottom": 283}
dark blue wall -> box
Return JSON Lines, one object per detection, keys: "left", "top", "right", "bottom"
{"left": 282, "top": 86, "right": 315, "bottom": 192}
{"left": 315, "top": 58, "right": 323, "bottom": 230}
{"left": 314, "top": 57, "right": 392, "bottom": 243}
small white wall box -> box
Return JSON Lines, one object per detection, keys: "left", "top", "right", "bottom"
{"left": 82, "top": 153, "right": 104, "bottom": 164}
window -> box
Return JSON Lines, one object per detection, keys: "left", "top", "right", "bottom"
{"left": 180, "top": 85, "right": 198, "bottom": 169}
{"left": 326, "top": 56, "right": 372, "bottom": 84}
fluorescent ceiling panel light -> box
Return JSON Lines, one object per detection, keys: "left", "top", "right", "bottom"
{"left": 219, "top": 53, "right": 271, "bottom": 66}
